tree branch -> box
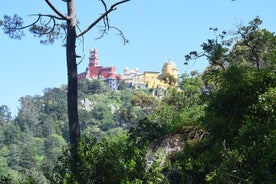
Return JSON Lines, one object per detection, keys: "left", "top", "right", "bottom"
{"left": 99, "top": 0, "right": 110, "bottom": 31}
{"left": 99, "top": 0, "right": 109, "bottom": 27}
{"left": 222, "top": 140, "right": 244, "bottom": 182}
{"left": 44, "top": 0, "right": 69, "bottom": 20}
{"left": 16, "top": 15, "right": 41, "bottom": 30}
{"left": 77, "top": 0, "right": 130, "bottom": 38}
{"left": 110, "top": 26, "right": 129, "bottom": 44}
{"left": 31, "top": 13, "right": 66, "bottom": 21}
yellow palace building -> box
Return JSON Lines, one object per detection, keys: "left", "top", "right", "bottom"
{"left": 122, "top": 59, "right": 178, "bottom": 89}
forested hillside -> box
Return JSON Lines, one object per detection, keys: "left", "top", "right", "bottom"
{"left": 0, "top": 18, "right": 276, "bottom": 183}
{"left": 0, "top": 79, "right": 155, "bottom": 182}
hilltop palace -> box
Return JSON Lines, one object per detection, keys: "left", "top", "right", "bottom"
{"left": 78, "top": 48, "right": 178, "bottom": 91}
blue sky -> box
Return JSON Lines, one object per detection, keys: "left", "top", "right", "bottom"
{"left": 1, "top": 0, "right": 275, "bottom": 115}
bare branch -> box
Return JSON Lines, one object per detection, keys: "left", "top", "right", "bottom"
{"left": 77, "top": 0, "right": 130, "bottom": 38}
{"left": 77, "top": 54, "right": 86, "bottom": 65}
{"left": 225, "top": 173, "right": 247, "bottom": 182}
{"left": 95, "top": 26, "right": 108, "bottom": 40}
{"left": 44, "top": 17, "right": 56, "bottom": 34}
{"left": 76, "top": 23, "right": 85, "bottom": 57}
{"left": 95, "top": 26, "right": 128, "bottom": 44}
{"left": 99, "top": 0, "right": 110, "bottom": 30}
{"left": 110, "top": 26, "right": 129, "bottom": 44}
{"left": 222, "top": 140, "right": 245, "bottom": 182}
{"left": 110, "top": 0, "right": 131, "bottom": 10}
{"left": 44, "top": 0, "right": 69, "bottom": 20}
{"left": 17, "top": 15, "right": 41, "bottom": 30}
{"left": 100, "top": 0, "right": 108, "bottom": 11}
{"left": 28, "top": 15, "right": 55, "bottom": 35}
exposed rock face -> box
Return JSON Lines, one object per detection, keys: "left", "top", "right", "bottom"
{"left": 146, "top": 126, "right": 207, "bottom": 169}
{"left": 79, "top": 98, "right": 96, "bottom": 111}
{"left": 80, "top": 98, "right": 118, "bottom": 114}
{"left": 108, "top": 103, "right": 118, "bottom": 114}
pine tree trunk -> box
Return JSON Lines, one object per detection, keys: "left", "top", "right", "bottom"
{"left": 66, "top": 0, "right": 81, "bottom": 178}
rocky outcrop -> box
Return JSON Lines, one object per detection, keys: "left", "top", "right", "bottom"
{"left": 79, "top": 98, "right": 96, "bottom": 111}
{"left": 146, "top": 126, "right": 207, "bottom": 169}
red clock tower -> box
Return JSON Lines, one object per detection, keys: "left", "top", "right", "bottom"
{"left": 78, "top": 48, "right": 121, "bottom": 85}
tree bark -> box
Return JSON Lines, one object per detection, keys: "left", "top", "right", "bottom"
{"left": 66, "top": 0, "right": 80, "bottom": 177}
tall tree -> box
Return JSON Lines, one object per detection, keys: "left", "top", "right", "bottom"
{"left": 179, "top": 18, "right": 276, "bottom": 183}
{"left": 0, "top": 0, "right": 130, "bottom": 178}
{"left": 0, "top": 105, "right": 12, "bottom": 124}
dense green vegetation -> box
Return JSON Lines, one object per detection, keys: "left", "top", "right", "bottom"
{"left": 0, "top": 18, "right": 276, "bottom": 183}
